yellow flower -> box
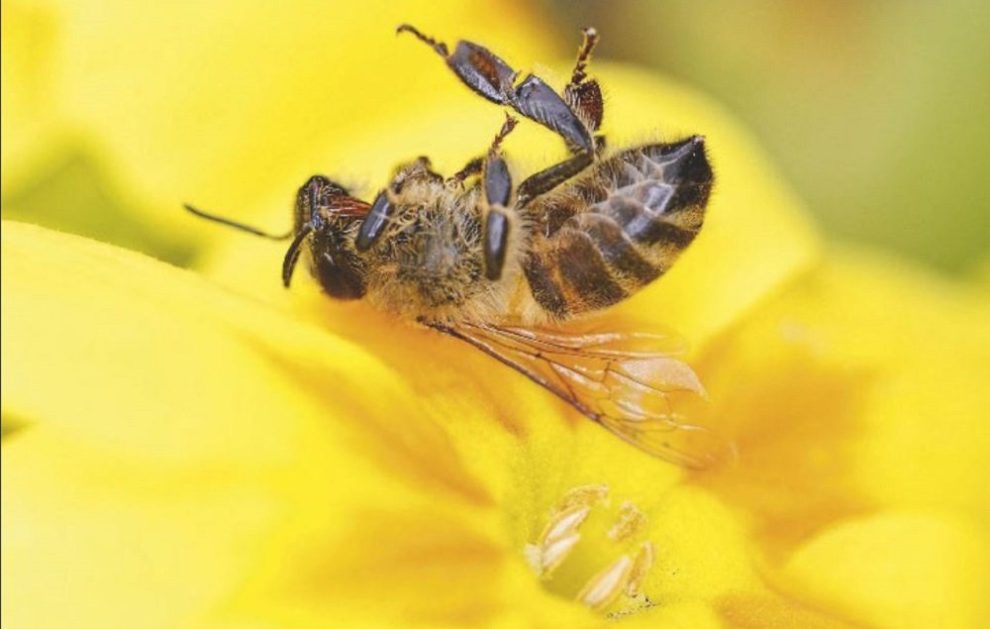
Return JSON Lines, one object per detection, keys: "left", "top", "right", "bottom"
{"left": 6, "top": 229, "right": 989, "bottom": 627}
{"left": 4, "top": 4, "right": 990, "bottom": 628}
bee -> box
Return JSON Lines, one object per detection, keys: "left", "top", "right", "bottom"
{"left": 186, "top": 26, "right": 729, "bottom": 468}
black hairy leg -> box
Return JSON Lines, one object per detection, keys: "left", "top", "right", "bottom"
{"left": 481, "top": 115, "right": 518, "bottom": 280}
{"left": 398, "top": 23, "right": 595, "bottom": 155}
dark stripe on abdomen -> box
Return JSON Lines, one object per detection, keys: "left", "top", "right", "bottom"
{"left": 523, "top": 249, "right": 569, "bottom": 318}
{"left": 577, "top": 214, "right": 661, "bottom": 286}
{"left": 523, "top": 229, "right": 629, "bottom": 317}
{"left": 555, "top": 230, "right": 627, "bottom": 309}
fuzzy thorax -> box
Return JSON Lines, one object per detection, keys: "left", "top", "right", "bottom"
{"left": 361, "top": 180, "right": 536, "bottom": 325}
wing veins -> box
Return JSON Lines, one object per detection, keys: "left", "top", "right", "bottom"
{"left": 491, "top": 324, "right": 681, "bottom": 356}
{"left": 433, "top": 321, "right": 732, "bottom": 468}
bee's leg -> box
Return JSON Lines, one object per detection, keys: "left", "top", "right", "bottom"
{"left": 448, "top": 114, "right": 517, "bottom": 186}
{"left": 482, "top": 115, "right": 519, "bottom": 280}
{"left": 563, "top": 27, "right": 604, "bottom": 134}
{"left": 398, "top": 24, "right": 594, "bottom": 155}
{"left": 567, "top": 27, "right": 599, "bottom": 93}
{"left": 487, "top": 113, "right": 518, "bottom": 158}
{"left": 516, "top": 151, "right": 593, "bottom": 207}
{"left": 447, "top": 157, "right": 483, "bottom": 185}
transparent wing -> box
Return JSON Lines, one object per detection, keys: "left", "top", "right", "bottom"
{"left": 437, "top": 320, "right": 734, "bottom": 469}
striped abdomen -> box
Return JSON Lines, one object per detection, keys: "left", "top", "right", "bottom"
{"left": 522, "top": 136, "right": 712, "bottom": 318}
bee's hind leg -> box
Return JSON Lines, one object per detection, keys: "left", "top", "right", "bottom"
{"left": 398, "top": 23, "right": 595, "bottom": 155}
{"left": 563, "top": 27, "right": 605, "bottom": 135}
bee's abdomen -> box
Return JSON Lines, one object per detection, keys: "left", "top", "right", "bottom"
{"left": 523, "top": 136, "right": 712, "bottom": 318}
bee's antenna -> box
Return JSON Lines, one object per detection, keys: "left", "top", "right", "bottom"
{"left": 281, "top": 223, "right": 314, "bottom": 287}
{"left": 183, "top": 204, "right": 294, "bottom": 240}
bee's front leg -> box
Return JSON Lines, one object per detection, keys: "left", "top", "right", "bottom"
{"left": 482, "top": 115, "right": 518, "bottom": 281}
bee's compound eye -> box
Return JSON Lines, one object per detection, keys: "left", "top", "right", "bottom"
{"left": 484, "top": 207, "right": 511, "bottom": 280}
{"left": 356, "top": 190, "right": 393, "bottom": 251}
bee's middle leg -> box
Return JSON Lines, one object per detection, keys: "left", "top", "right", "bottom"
{"left": 516, "top": 151, "right": 593, "bottom": 207}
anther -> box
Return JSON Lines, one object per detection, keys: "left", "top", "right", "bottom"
{"left": 525, "top": 504, "right": 592, "bottom": 579}
{"left": 576, "top": 554, "right": 633, "bottom": 611}
{"left": 625, "top": 542, "right": 655, "bottom": 597}
{"left": 525, "top": 485, "right": 658, "bottom": 612}
{"left": 607, "top": 500, "right": 646, "bottom": 542}
{"left": 557, "top": 484, "right": 609, "bottom": 512}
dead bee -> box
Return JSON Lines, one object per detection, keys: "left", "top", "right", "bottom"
{"left": 186, "top": 26, "right": 728, "bottom": 468}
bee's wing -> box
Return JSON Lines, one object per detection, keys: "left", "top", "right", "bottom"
{"left": 439, "top": 321, "right": 734, "bottom": 469}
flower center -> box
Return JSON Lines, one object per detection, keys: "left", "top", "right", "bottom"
{"left": 524, "top": 484, "right": 657, "bottom": 615}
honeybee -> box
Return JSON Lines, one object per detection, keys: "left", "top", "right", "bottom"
{"left": 187, "top": 26, "right": 729, "bottom": 468}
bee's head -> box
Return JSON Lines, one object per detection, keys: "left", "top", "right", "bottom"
{"left": 286, "top": 175, "right": 368, "bottom": 300}
{"left": 184, "top": 174, "right": 369, "bottom": 300}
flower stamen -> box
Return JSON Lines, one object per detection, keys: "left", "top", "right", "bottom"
{"left": 525, "top": 485, "right": 657, "bottom": 614}
{"left": 541, "top": 504, "right": 592, "bottom": 546}
{"left": 557, "top": 483, "right": 610, "bottom": 511}
{"left": 607, "top": 500, "right": 646, "bottom": 542}
{"left": 525, "top": 503, "right": 592, "bottom": 578}
{"left": 576, "top": 554, "right": 633, "bottom": 611}
{"left": 625, "top": 541, "right": 655, "bottom": 597}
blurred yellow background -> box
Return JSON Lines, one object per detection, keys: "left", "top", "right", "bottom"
{"left": 3, "top": 0, "right": 988, "bottom": 272}
{"left": 546, "top": 0, "right": 990, "bottom": 273}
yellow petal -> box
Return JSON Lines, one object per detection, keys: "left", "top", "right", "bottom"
{"left": 5, "top": 210, "right": 988, "bottom": 626}
{"left": 0, "top": 1, "right": 61, "bottom": 191}
{"left": 1, "top": 220, "right": 811, "bottom": 627}
{"left": 1, "top": 220, "right": 480, "bottom": 489}
{"left": 0, "top": 221, "right": 530, "bottom": 626}
{"left": 695, "top": 248, "right": 990, "bottom": 543}
{"left": 778, "top": 513, "right": 990, "bottom": 629}
{"left": 716, "top": 593, "right": 857, "bottom": 629}
{"left": 822, "top": 251, "right": 990, "bottom": 520}
{"left": 620, "top": 601, "right": 723, "bottom": 629}
{"left": 682, "top": 249, "right": 990, "bottom": 624}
